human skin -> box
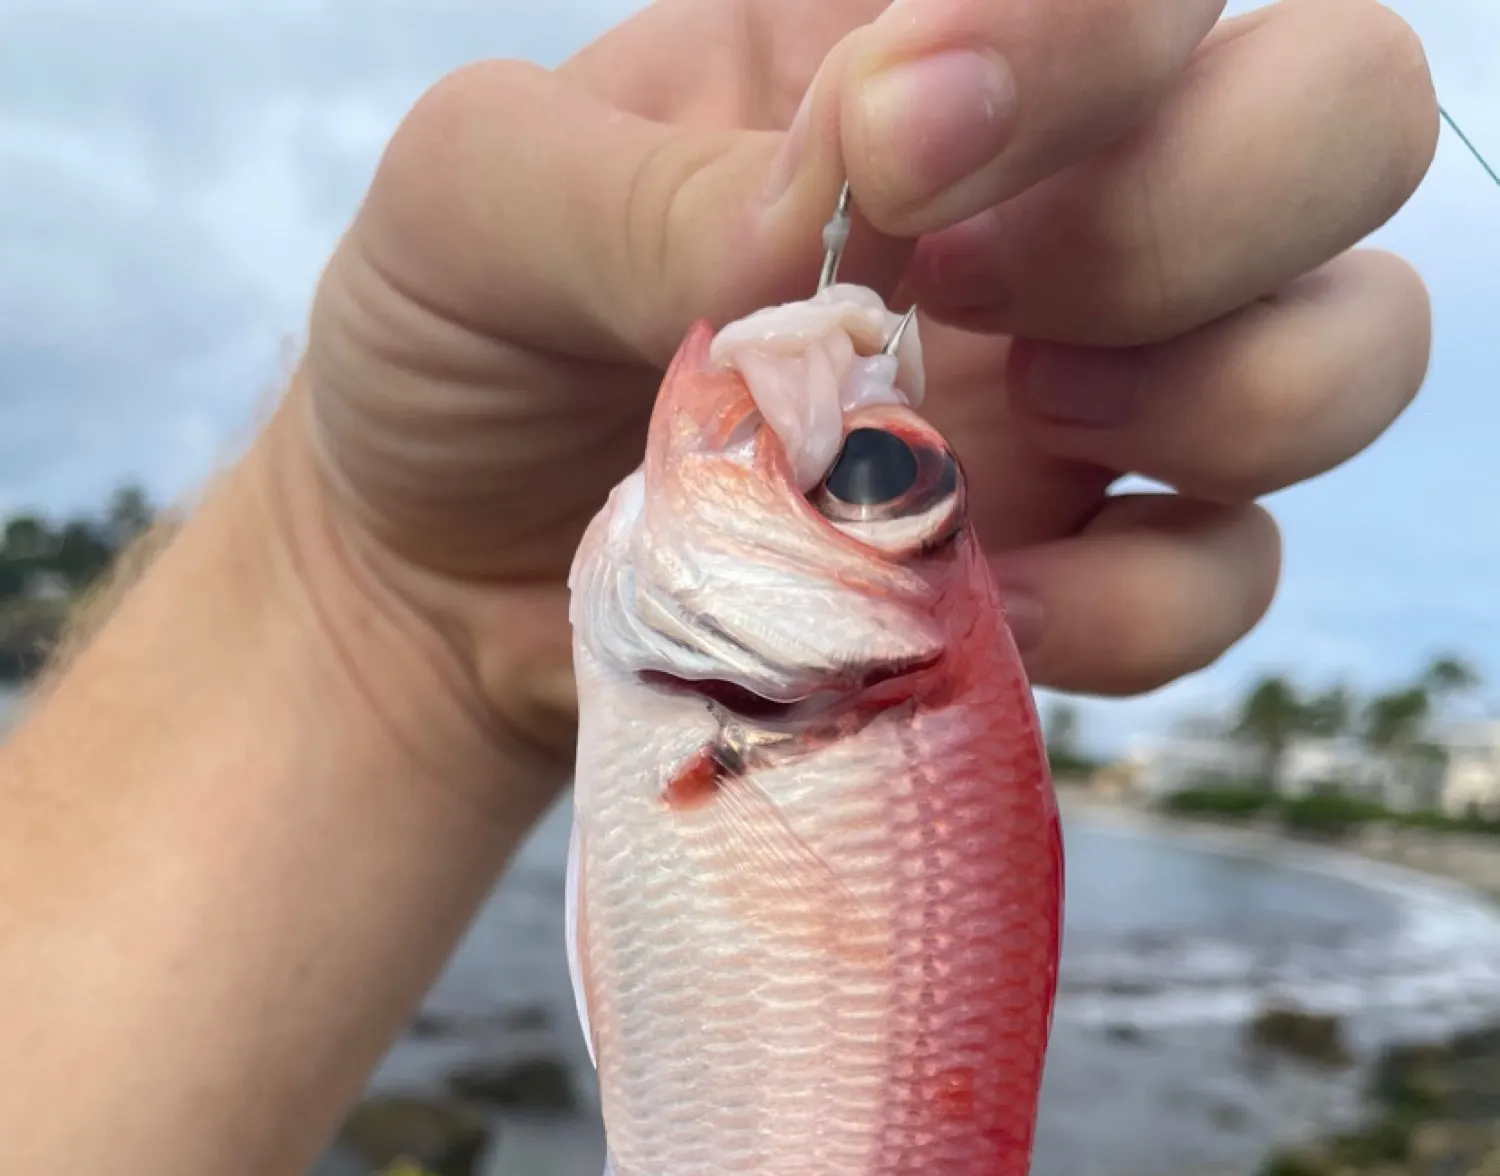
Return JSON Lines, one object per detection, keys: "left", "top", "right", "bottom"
{"left": 0, "top": 0, "right": 1437, "bottom": 1171}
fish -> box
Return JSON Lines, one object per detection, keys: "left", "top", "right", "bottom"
{"left": 564, "top": 278, "right": 1064, "bottom": 1176}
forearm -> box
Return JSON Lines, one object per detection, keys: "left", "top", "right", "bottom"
{"left": 0, "top": 392, "right": 572, "bottom": 1171}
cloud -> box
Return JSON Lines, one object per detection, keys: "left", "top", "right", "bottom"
{"left": 0, "top": 0, "right": 641, "bottom": 515}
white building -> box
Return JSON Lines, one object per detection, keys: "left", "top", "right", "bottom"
{"left": 1277, "top": 736, "right": 1425, "bottom": 807}
{"left": 1119, "top": 733, "right": 1261, "bottom": 800}
{"left": 1436, "top": 719, "right": 1500, "bottom": 817}
{"left": 1123, "top": 732, "right": 1426, "bottom": 812}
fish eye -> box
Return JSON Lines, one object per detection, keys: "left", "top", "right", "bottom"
{"left": 822, "top": 428, "right": 919, "bottom": 506}
{"left": 809, "top": 426, "right": 964, "bottom": 556}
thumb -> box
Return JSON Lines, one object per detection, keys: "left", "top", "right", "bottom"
{"left": 349, "top": 41, "right": 905, "bottom": 370}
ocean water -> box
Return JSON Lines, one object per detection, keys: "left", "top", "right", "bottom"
{"left": 370, "top": 795, "right": 1500, "bottom": 1176}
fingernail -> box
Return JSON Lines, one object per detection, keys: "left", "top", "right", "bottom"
{"left": 1021, "top": 346, "right": 1143, "bottom": 427}
{"left": 856, "top": 49, "right": 1017, "bottom": 208}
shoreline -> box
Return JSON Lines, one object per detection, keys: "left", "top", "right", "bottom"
{"left": 1056, "top": 784, "right": 1500, "bottom": 906}
{"left": 1057, "top": 784, "right": 1500, "bottom": 1176}
{"left": 1053, "top": 788, "right": 1500, "bottom": 1035}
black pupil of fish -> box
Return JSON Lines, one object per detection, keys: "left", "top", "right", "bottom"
{"left": 822, "top": 428, "right": 919, "bottom": 506}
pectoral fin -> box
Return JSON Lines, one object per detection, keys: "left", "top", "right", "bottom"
{"left": 669, "top": 748, "right": 885, "bottom": 967}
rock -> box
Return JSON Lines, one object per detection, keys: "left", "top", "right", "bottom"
{"left": 310, "top": 1143, "right": 374, "bottom": 1176}
{"left": 1262, "top": 1143, "right": 1336, "bottom": 1176}
{"left": 1105, "top": 1022, "right": 1144, "bottom": 1044}
{"left": 1407, "top": 1120, "right": 1500, "bottom": 1175}
{"left": 338, "top": 1096, "right": 492, "bottom": 1176}
{"left": 406, "top": 1005, "right": 551, "bottom": 1041}
{"left": 1261, "top": 1019, "right": 1500, "bottom": 1176}
{"left": 1245, "top": 1006, "right": 1353, "bottom": 1069}
{"left": 447, "top": 1057, "right": 579, "bottom": 1115}
{"left": 408, "top": 1011, "right": 455, "bottom": 1039}
{"left": 501, "top": 1005, "right": 552, "bottom": 1033}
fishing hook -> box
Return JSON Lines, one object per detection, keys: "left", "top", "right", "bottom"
{"left": 817, "top": 180, "right": 917, "bottom": 354}
{"left": 817, "top": 180, "right": 853, "bottom": 292}
{"left": 883, "top": 305, "right": 917, "bottom": 356}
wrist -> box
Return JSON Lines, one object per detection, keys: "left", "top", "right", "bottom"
{"left": 0, "top": 378, "right": 575, "bottom": 1171}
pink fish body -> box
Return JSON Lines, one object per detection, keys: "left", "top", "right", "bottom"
{"left": 566, "top": 286, "right": 1064, "bottom": 1176}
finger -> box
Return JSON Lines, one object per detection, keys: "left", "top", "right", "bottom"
{"left": 345, "top": 48, "right": 898, "bottom": 370}
{"left": 840, "top": 0, "right": 1227, "bottom": 234}
{"left": 997, "top": 495, "right": 1281, "bottom": 696}
{"left": 908, "top": 0, "right": 1440, "bottom": 346}
{"left": 345, "top": 0, "right": 1229, "bottom": 371}
{"left": 561, "top": 0, "right": 886, "bottom": 124}
{"left": 1004, "top": 249, "right": 1431, "bottom": 503}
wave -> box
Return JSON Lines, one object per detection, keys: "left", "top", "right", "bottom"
{"left": 1056, "top": 811, "right": 1500, "bottom": 1030}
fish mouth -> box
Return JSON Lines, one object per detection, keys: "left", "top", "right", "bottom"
{"left": 639, "top": 654, "right": 942, "bottom": 722}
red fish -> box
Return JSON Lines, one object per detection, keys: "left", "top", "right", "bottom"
{"left": 566, "top": 283, "right": 1064, "bottom": 1176}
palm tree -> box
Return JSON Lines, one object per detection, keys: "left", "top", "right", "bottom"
{"left": 1421, "top": 654, "right": 1482, "bottom": 728}
{"left": 1045, "top": 701, "right": 1080, "bottom": 759}
{"left": 1363, "top": 687, "right": 1430, "bottom": 752}
{"left": 1044, "top": 700, "right": 1095, "bottom": 776}
{"left": 1362, "top": 686, "right": 1440, "bottom": 809}
{"left": 1235, "top": 675, "right": 1305, "bottom": 789}
{"left": 1302, "top": 683, "right": 1355, "bottom": 739}
{"left": 1423, "top": 654, "right": 1481, "bottom": 697}
{"left": 106, "top": 484, "right": 154, "bottom": 546}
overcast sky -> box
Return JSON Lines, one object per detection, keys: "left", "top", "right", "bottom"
{"left": 4, "top": 0, "right": 1499, "bottom": 751}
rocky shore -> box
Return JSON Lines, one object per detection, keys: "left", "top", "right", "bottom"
{"left": 316, "top": 1048, "right": 594, "bottom": 1176}
{"left": 1264, "top": 1022, "right": 1500, "bottom": 1176}
{"left": 1059, "top": 784, "right": 1500, "bottom": 1176}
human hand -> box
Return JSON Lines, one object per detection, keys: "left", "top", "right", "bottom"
{"left": 292, "top": 0, "right": 1437, "bottom": 768}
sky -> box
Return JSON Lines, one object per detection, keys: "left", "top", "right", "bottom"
{"left": 2, "top": 0, "right": 1498, "bottom": 755}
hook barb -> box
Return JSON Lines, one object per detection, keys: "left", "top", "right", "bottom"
{"left": 882, "top": 306, "right": 917, "bottom": 357}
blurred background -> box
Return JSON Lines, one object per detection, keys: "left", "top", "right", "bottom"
{"left": 4, "top": 1, "right": 1500, "bottom": 1175}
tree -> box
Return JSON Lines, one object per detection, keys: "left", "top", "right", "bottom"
{"left": 1423, "top": 654, "right": 1481, "bottom": 697}
{"left": 1421, "top": 653, "right": 1482, "bottom": 727}
{"left": 1362, "top": 684, "right": 1446, "bottom": 811}
{"left": 1044, "top": 700, "right": 1095, "bottom": 776}
{"left": 1235, "top": 675, "right": 1305, "bottom": 788}
{"left": 106, "top": 483, "right": 154, "bottom": 545}
{"left": 52, "top": 519, "right": 114, "bottom": 589}
{"left": 1045, "top": 701, "right": 1080, "bottom": 757}
{"left": 1363, "top": 687, "right": 1430, "bottom": 752}
{"left": 3, "top": 516, "right": 53, "bottom": 560}
{"left": 1302, "top": 683, "right": 1355, "bottom": 738}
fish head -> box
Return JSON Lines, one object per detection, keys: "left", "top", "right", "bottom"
{"left": 568, "top": 286, "right": 999, "bottom": 718}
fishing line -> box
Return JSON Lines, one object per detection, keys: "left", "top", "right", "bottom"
{"left": 1440, "top": 104, "right": 1500, "bottom": 191}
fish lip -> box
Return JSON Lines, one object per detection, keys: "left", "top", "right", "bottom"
{"left": 638, "top": 651, "right": 943, "bottom": 722}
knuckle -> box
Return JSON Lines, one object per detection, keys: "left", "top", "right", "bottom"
{"left": 1087, "top": 163, "right": 1199, "bottom": 346}
{"left": 619, "top": 131, "right": 738, "bottom": 358}
{"left": 397, "top": 60, "right": 535, "bottom": 159}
